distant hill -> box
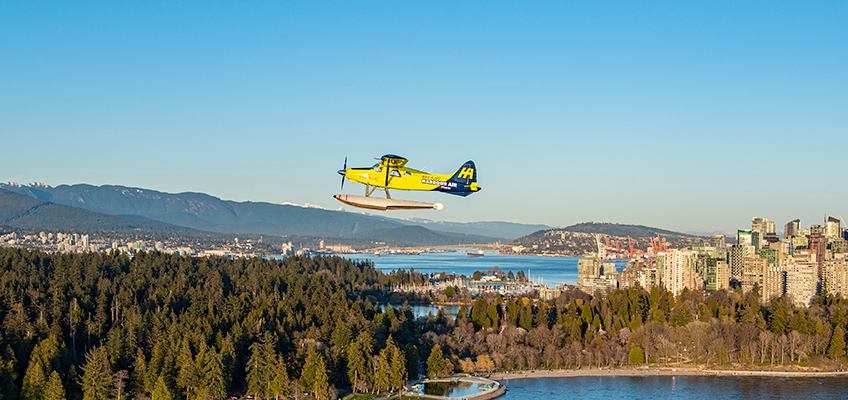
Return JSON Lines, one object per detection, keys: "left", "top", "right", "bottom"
{"left": 0, "top": 183, "right": 402, "bottom": 237}
{"left": 1, "top": 182, "right": 543, "bottom": 240}
{"left": 513, "top": 222, "right": 700, "bottom": 256}
{"left": 0, "top": 189, "right": 211, "bottom": 236}
{"left": 560, "top": 222, "right": 695, "bottom": 239}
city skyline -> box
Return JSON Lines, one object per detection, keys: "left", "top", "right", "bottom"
{"left": 2, "top": 2, "right": 847, "bottom": 232}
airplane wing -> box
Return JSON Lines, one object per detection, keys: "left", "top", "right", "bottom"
{"left": 380, "top": 154, "right": 408, "bottom": 168}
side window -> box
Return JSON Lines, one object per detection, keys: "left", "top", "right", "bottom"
{"left": 390, "top": 170, "right": 401, "bottom": 177}
{"left": 404, "top": 171, "right": 411, "bottom": 176}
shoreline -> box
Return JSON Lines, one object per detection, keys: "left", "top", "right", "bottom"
{"left": 487, "top": 366, "right": 848, "bottom": 380}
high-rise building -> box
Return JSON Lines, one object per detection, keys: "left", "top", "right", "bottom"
{"left": 752, "top": 217, "right": 775, "bottom": 235}
{"left": 729, "top": 244, "right": 756, "bottom": 278}
{"left": 710, "top": 235, "right": 726, "bottom": 249}
{"left": 577, "top": 256, "right": 600, "bottom": 287}
{"left": 762, "top": 264, "right": 786, "bottom": 302}
{"left": 741, "top": 257, "right": 766, "bottom": 294}
{"left": 823, "top": 256, "right": 848, "bottom": 297}
{"left": 825, "top": 216, "right": 842, "bottom": 239}
{"left": 659, "top": 249, "right": 700, "bottom": 296}
{"left": 785, "top": 258, "right": 818, "bottom": 307}
{"left": 784, "top": 219, "right": 800, "bottom": 239}
{"left": 705, "top": 259, "right": 730, "bottom": 292}
{"left": 738, "top": 230, "right": 753, "bottom": 246}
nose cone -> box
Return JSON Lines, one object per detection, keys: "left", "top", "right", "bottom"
{"left": 338, "top": 169, "right": 346, "bottom": 176}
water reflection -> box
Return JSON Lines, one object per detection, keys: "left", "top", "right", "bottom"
{"left": 502, "top": 376, "right": 848, "bottom": 400}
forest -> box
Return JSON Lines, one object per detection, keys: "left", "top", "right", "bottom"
{"left": 0, "top": 247, "right": 847, "bottom": 400}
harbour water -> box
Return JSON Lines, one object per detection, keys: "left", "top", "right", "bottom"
{"left": 352, "top": 251, "right": 597, "bottom": 287}
{"left": 501, "top": 376, "right": 848, "bottom": 399}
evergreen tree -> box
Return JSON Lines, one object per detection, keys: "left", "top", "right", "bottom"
{"left": 20, "top": 356, "right": 46, "bottom": 400}
{"left": 0, "top": 352, "right": 18, "bottom": 400}
{"left": 628, "top": 347, "right": 645, "bottom": 364}
{"left": 312, "top": 358, "right": 330, "bottom": 400}
{"left": 80, "top": 346, "right": 112, "bottom": 400}
{"left": 200, "top": 346, "right": 227, "bottom": 400}
{"left": 300, "top": 345, "right": 325, "bottom": 394}
{"left": 387, "top": 338, "right": 406, "bottom": 390}
{"left": 827, "top": 325, "right": 846, "bottom": 359}
{"left": 269, "top": 356, "right": 290, "bottom": 400}
{"left": 21, "top": 336, "right": 61, "bottom": 400}
{"left": 151, "top": 376, "right": 172, "bottom": 400}
{"left": 670, "top": 305, "right": 693, "bottom": 327}
{"left": 346, "top": 333, "right": 373, "bottom": 393}
{"left": 176, "top": 339, "right": 199, "bottom": 398}
{"left": 130, "top": 348, "right": 150, "bottom": 396}
{"left": 246, "top": 332, "right": 277, "bottom": 397}
{"left": 42, "top": 370, "right": 66, "bottom": 400}
{"left": 426, "top": 345, "right": 447, "bottom": 378}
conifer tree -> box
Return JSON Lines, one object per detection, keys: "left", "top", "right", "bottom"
{"left": 269, "top": 356, "right": 290, "bottom": 400}
{"left": 426, "top": 345, "right": 447, "bottom": 378}
{"left": 151, "top": 376, "right": 172, "bottom": 400}
{"left": 374, "top": 348, "right": 392, "bottom": 392}
{"left": 300, "top": 345, "right": 325, "bottom": 394}
{"left": 827, "top": 325, "right": 846, "bottom": 359}
{"left": 313, "top": 358, "right": 330, "bottom": 400}
{"left": 42, "top": 370, "right": 66, "bottom": 400}
{"left": 347, "top": 334, "right": 373, "bottom": 393}
{"left": 80, "top": 346, "right": 112, "bottom": 400}
{"left": 201, "top": 346, "right": 227, "bottom": 400}
{"left": 130, "top": 348, "right": 150, "bottom": 395}
{"left": 20, "top": 356, "right": 45, "bottom": 400}
{"left": 387, "top": 338, "right": 406, "bottom": 390}
{"left": 176, "top": 339, "right": 199, "bottom": 398}
{"left": 246, "top": 332, "right": 277, "bottom": 397}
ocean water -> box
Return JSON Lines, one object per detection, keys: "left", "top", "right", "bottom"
{"left": 501, "top": 376, "right": 848, "bottom": 400}
{"left": 352, "top": 252, "right": 594, "bottom": 286}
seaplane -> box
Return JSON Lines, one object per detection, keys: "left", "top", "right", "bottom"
{"left": 334, "top": 154, "right": 481, "bottom": 211}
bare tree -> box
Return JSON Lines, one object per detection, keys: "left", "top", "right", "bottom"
{"left": 112, "top": 370, "right": 128, "bottom": 400}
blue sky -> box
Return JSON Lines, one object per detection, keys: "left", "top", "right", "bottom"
{"left": 2, "top": 2, "right": 847, "bottom": 233}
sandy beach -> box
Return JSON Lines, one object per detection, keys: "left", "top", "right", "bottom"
{"left": 487, "top": 366, "right": 848, "bottom": 380}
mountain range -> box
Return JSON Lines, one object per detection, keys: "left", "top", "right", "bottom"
{"left": 0, "top": 182, "right": 549, "bottom": 243}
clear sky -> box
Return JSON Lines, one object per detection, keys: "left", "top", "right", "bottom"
{"left": 2, "top": 2, "right": 847, "bottom": 233}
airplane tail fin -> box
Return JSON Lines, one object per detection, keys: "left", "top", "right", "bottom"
{"left": 443, "top": 161, "right": 480, "bottom": 196}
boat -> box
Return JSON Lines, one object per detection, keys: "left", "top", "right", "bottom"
{"left": 467, "top": 250, "right": 484, "bottom": 257}
{"left": 374, "top": 252, "right": 380, "bottom": 257}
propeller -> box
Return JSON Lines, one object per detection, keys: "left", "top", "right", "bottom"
{"left": 339, "top": 157, "right": 347, "bottom": 190}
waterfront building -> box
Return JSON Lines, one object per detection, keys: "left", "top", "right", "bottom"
{"left": 785, "top": 258, "right": 818, "bottom": 307}
{"left": 784, "top": 219, "right": 800, "bottom": 239}
{"left": 577, "top": 256, "right": 600, "bottom": 286}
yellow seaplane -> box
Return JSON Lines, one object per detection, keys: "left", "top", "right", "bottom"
{"left": 334, "top": 154, "right": 481, "bottom": 211}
